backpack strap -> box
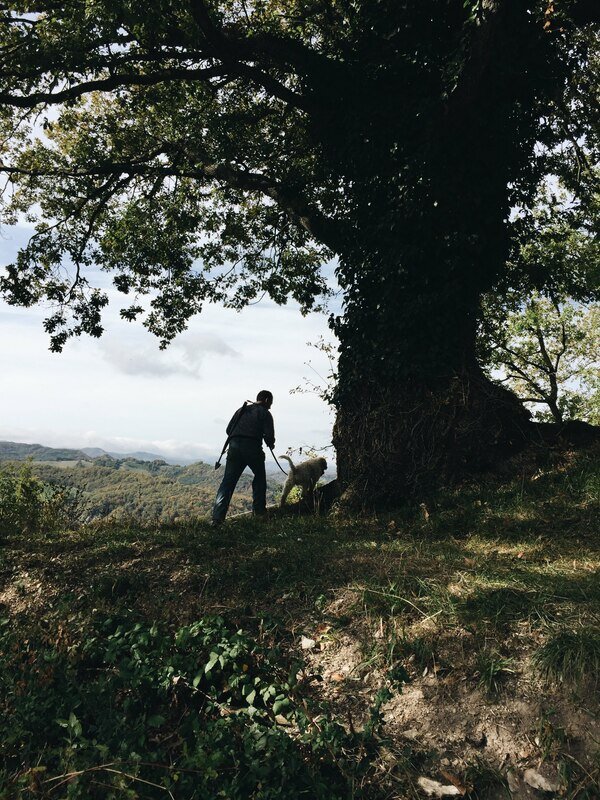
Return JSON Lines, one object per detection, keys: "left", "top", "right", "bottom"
{"left": 214, "top": 401, "right": 249, "bottom": 470}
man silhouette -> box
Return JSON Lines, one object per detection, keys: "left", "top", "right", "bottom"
{"left": 211, "top": 390, "right": 275, "bottom": 525}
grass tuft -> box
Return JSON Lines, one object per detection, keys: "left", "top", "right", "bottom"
{"left": 475, "top": 649, "right": 515, "bottom": 696}
{"left": 533, "top": 628, "right": 600, "bottom": 688}
{"left": 464, "top": 758, "right": 510, "bottom": 799}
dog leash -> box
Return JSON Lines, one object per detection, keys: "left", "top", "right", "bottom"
{"left": 269, "top": 447, "right": 288, "bottom": 475}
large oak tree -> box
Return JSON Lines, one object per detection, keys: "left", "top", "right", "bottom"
{"left": 0, "top": 1, "right": 597, "bottom": 505}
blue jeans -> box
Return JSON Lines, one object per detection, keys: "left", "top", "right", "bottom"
{"left": 212, "top": 438, "right": 267, "bottom": 522}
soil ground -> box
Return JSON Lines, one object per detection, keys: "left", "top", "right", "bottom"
{"left": 1, "top": 444, "right": 598, "bottom": 798}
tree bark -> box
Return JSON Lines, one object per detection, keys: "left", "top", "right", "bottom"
{"left": 323, "top": 1, "right": 556, "bottom": 506}
{"left": 333, "top": 379, "right": 530, "bottom": 508}
{"left": 327, "top": 98, "right": 532, "bottom": 504}
{"left": 548, "top": 396, "right": 564, "bottom": 424}
{"left": 331, "top": 280, "right": 531, "bottom": 507}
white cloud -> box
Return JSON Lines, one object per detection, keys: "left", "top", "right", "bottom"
{"left": 99, "top": 332, "right": 238, "bottom": 378}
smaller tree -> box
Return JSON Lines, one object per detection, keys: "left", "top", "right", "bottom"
{"left": 290, "top": 337, "right": 338, "bottom": 408}
{"left": 480, "top": 293, "right": 599, "bottom": 424}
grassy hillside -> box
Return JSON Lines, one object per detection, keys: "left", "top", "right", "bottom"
{"left": 0, "top": 444, "right": 598, "bottom": 798}
{"left": 1, "top": 457, "right": 283, "bottom": 522}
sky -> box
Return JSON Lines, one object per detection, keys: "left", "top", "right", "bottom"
{"left": 0, "top": 223, "right": 339, "bottom": 466}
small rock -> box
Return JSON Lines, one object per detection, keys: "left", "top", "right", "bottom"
{"left": 466, "top": 731, "right": 487, "bottom": 748}
{"left": 301, "top": 636, "right": 316, "bottom": 650}
{"left": 507, "top": 770, "right": 521, "bottom": 794}
{"left": 417, "top": 777, "right": 461, "bottom": 797}
{"left": 403, "top": 728, "right": 420, "bottom": 740}
{"left": 523, "top": 768, "right": 561, "bottom": 793}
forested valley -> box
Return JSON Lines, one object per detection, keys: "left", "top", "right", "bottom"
{"left": 0, "top": 442, "right": 283, "bottom": 524}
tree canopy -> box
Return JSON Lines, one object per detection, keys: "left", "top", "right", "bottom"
{"left": 0, "top": 2, "right": 595, "bottom": 344}
{"left": 0, "top": 1, "right": 598, "bottom": 501}
{"left": 481, "top": 293, "right": 599, "bottom": 423}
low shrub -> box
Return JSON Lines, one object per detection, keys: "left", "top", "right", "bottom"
{"left": 0, "top": 615, "right": 389, "bottom": 799}
{"left": 0, "top": 462, "right": 82, "bottom": 536}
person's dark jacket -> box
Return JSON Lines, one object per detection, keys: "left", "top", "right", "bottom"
{"left": 227, "top": 403, "right": 275, "bottom": 449}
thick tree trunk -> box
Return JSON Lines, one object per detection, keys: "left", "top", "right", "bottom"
{"left": 321, "top": 1, "right": 558, "bottom": 506}
{"left": 333, "top": 364, "right": 530, "bottom": 508}
{"left": 331, "top": 224, "right": 531, "bottom": 507}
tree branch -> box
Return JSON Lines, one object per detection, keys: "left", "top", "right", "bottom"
{"left": 496, "top": 342, "right": 548, "bottom": 374}
{"left": 190, "top": 4, "right": 315, "bottom": 110}
{"left": 494, "top": 350, "right": 548, "bottom": 399}
{"left": 0, "top": 160, "right": 343, "bottom": 251}
{"left": 187, "top": 0, "right": 229, "bottom": 53}
{"left": 534, "top": 325, "right": 552, "bottom": 367}
{"left": 0, "top": 66, "right": 227, "bottom": 107}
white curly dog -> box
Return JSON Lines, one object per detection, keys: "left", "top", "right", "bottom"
{"left": 279, "top": 455, "right": 328, "bottom": 507}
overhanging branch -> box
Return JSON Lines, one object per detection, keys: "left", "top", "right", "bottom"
{"left": 186, "top": 0, "right": 315, "bottom": 110}
{"left": 0, "top": 159, "right": 343, "bottom": 251}
{"left": 0, "top": 66, "right": 226, "bottom": 108}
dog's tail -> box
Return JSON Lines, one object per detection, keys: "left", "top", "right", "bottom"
{"left": 279, "top": 455, "right": 296, "bottom": 475}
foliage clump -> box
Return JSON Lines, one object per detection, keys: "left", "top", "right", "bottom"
{"left": 0, "top": 462, "right": 81, "bottom": 536}
{"left": 0, "top": 615, "right": 389, "bottom": 799}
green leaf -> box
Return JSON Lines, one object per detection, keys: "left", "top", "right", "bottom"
{"left": 205, "top": 652, "right": 220, "bottom": 673}
{"left": 273, "top": 698, "right": 290, "bottom": 714}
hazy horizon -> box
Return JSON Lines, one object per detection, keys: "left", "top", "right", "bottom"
{"left": 1, "top": 224, "right": 339, "bottom": 466}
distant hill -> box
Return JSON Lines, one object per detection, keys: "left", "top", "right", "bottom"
{"left": 79, "top": 447, "right": 107, "bottom": 458}
{"left": 0, "top": 441, "right": 91, "bottom": 462}
{"left": 80, "top": 447, "right": 187, "bottom": 464}
{"left": 0, "top": 440, "right": 298, "bottom": 475}
{"left": 0, "top": 441, "right": 199, "bottom": 466}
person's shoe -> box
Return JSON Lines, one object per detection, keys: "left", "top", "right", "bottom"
{"left": 210, "top": 519, "right": 223, "bottom": 527}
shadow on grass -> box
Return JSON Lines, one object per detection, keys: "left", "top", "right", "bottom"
{"left": 1, "top": 464, "right": 597, "bottom": 635}
{"left": 457, "top": 586, "right": 539, "bottom": 628}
